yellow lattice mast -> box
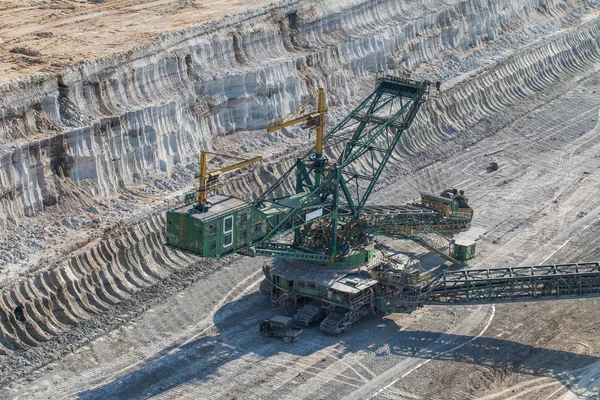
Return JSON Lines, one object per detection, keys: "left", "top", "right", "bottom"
{"left": 197, "top": 150, "right": 262, "bottom": 207}
{"left": 267, "top": 88, "right": 327, "bottom": 160}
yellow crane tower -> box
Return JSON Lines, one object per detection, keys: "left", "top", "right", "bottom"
{"left": 267, "top": 88, "right": 327, "bottom": 183}
{"left": 197, "top": 151, "right": 262, "bottom": 207}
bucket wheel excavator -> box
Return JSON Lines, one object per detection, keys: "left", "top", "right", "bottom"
{"left": 166, "top": 74, "right": 600, "bottom": 335}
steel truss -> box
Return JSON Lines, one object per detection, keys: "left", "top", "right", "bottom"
{"left": 251, "top": 76, "right": 436, "bottom": 262}
{"left": 422, "top": 263, "right": 600, "bottom": 303}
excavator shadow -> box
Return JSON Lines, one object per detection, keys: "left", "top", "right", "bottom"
{"left": 77, "top": 292, "right": 599, "bottom": 399}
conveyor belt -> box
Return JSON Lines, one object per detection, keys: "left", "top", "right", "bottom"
{"left": 422, "top": 262, "right": 600, "bottom": 303}
{"left": 346, "top": 204, "right": 470, "bottom": 235}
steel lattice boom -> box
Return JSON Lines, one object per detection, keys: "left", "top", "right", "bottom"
{"left": 248, "top": 75, "right": 439, "bottom": 263}
{"left": 424, "top": 262, "right": 600, "bottom": 303}
{"left": 379, "top": 263, "right": 600, "bottom": 310}
{"left": 167, "top": 75, "right": 472, "bottom": 265}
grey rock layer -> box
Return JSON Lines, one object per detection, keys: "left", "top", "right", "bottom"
{"left": 0, "top": 0, "right": 594, "bottom": 222}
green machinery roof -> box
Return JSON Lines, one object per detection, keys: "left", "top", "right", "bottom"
{"left": 178, "top": 195, "right": 249, "bottom": 223}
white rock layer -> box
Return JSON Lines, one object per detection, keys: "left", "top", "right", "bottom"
{"left": 0, "top": 0, "right": 598, "bottom": 355}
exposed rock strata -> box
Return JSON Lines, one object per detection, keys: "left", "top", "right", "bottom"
{"left": 0, "top": 0, "right": 598, "bottom": 360}
{"left": 1, "top": 0, "right": 596, "bottom": 220}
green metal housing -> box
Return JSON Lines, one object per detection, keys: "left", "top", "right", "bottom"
{"left": 453, "top": 241, "right": 476, "bottom": 261}
{"left": 167, "top": 195, "right": 283, "bottom": 257}
{"left": 165, "top": 75, "right": 472, "bottom": 265}
{"left": 163, "top": 74, "right": 600, "bottom": 336}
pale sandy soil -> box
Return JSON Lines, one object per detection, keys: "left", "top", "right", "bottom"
{"left": 0, "top": 0, "right": 274, "bottom": 85}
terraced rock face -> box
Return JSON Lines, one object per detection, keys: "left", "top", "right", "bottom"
{"left": 1, "top": 0, "right": 595, "bottom": 220}
{"left": 0, "top": 0, "right": 598, "bottom": 390}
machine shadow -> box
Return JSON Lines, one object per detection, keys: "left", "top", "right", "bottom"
{"left": 77, "top": 292, "right": 598, "bottom": 399}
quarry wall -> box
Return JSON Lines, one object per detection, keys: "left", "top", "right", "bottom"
{"left": 0, "top": 0, "right": 598, "bottom": 370}
{"left": 1, "top": 0, "right": 596, "bottom": 222}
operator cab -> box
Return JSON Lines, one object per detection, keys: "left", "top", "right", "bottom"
{"left": 166, "top": 195, "right": 259, "bottom": 257}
